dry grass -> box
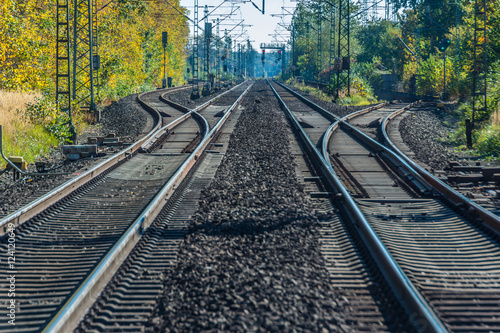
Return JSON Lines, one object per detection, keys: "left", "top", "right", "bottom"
{"left": 0, "top": 90, "right": 40, "bottom": 136}
{"left": 493, "top": 103, "right": 500, "bottom": 126}
{"left": 0, "top": 90, "right": 51, "bottom": 163}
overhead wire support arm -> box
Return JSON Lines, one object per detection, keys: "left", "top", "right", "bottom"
{"left": 250, "top": 0, "right": 265, "bottom": 14}
{"left": 199, "top": 0, "right": 229, "bottom": 22}
{"left": 350, "top": 0, "right": 384, "bottom": 18}
{"left": 212, "top": 7, "right": 240, "bottom": 26}
{"left": 226, "top": 20, "right": 246, "bottom": 35}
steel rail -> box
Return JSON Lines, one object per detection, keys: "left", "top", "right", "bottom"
{"left": 141, "top": 81, "right": 246, "bottom": 152}
{"left": 382, "top": 107, "right": 500, "bottom": 235}
{"left": 267, "top": 79, "right": 448, "bottom": 333}
{"left": 42, "top": 81, "right": 254, "bottom": 333}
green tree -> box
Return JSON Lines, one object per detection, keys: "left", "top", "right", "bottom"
{"left": 356, "top": 20, "right": 401, "bottom": 68}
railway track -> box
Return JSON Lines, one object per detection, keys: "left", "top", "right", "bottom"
{"left": 0, "top": 81, "right": 252, "bottom": 332}
{"left": 270, "top": 80, "right": 500, "bottom": 332}
{"left": 4, "top": 78, "right": 499, "bottom": 332}
{"left": 74, "top": 82, "right": 252, "bottom": 332}
{"left": 271, "top": 87, "right": 413, "bottom": 331}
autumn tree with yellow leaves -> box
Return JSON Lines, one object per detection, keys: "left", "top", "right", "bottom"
{"left": 0, "top": 0, "right": 188, "bottom": 96}
{"left": 0, "top": 0, "right": 189, "bottom": 161}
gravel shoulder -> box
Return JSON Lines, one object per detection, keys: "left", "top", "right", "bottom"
{"left": 147, "top": 80, "right": 347, "bottom": 332}
{"left": 398, "top": 103, "right": 470, "bottom": 171}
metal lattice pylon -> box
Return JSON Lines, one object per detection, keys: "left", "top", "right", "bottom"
{"left": 291, "top": 21, "right": 296, "bottom": 76}
{"left": 192, "top": 0, "right": 200, "bottom": 97}
{"left": 204, "top": 5, "right": 209, "bottom": 82}
{"left": 216, "top": 18, "right": 220, "bottom": 86}
{"left": 56, "top": 0, "right": 71, "bottom": 116}
{"left": 329, "top": 4, "right": 336, "bottom": 73}
{"left": 92, "top": 0, "right": 98, "bottom": 99}
{"left": 336, "top": 0, "right": 350, "bottom": 98}
{"left": 471, "top": 0, "right": 487, "bottom": 143}
{"left": 72, "top": 0, "right": 96, "bottom": 112}
{"left": 316, "top": 3, "right": 322, "bottom": 81}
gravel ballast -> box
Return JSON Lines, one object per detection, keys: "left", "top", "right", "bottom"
{"left": 398, "top": 104, "right": 463, "bottom": 171}
{"left": 167, "top": 83, "right": 234, "bottom": 109}
{"left": 148, "top": 80, "right": 346, "bottom": 332}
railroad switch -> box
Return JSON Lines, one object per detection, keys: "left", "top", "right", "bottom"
{"left": 87, "top": 134, "right": 123, "bottom": 147}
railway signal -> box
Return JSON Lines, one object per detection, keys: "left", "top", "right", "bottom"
{"left": 438, "top": 39, "right": 451, "bottom": 52}
{"left": 261, "top": 49, "right": 265, "bottom": 64}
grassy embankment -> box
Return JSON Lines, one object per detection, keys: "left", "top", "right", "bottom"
{"left": 0, "top": 91, "right": 58, "bottom": 164}
{"left": 287, "top": 79, "right": 380, "bottom": 106}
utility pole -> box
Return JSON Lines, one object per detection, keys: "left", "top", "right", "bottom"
{"left": 162, "top": 32, "right": 168, "bottom": 88}
{"left": 216, "top": 18, "right": 220, "bottom": 89}
{"left": 470, "top": 0, "right": 488, "bottom": 148}
{"left": 238, "top": 43, "right": 243, "bottom": 75}
{"left": 191, "top": 0, "right": 200, "bottom": 99}
{"left": 329, "top": 4, "right": 336, "bottom": 88}
{"left": 56, "top": 0, "right": 72, "bottom": 138}
{"left": 438, "top": 38, "right": 450, "bottom": 99}
{"left": 91, "top": 0, "right": 99, "bottom": 101}
{"left": 203, "top": 5, "right": 212, "bottom": 96}
{"left": 316, "top": 2, "right": 322, "bottom": 82}
{"left": 56, "top": 0, "right": 101, "bottom": 139}
{"left": 291, "top": 21, "right": 295, "bottom": 77}
{"left": 204, "top": 5, "right": 209, "bottom": 82}
{"left": 336, "top": 0, "right": 350, "bottom": 99}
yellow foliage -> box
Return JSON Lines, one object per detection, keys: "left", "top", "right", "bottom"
{"left": 0, "top": 0, "right": 54, "bottom": 92}
{"left": 0, "top": 0, "right": 189, "bottom": 97}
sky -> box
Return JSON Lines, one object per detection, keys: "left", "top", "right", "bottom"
{"left": 179, "top": 0, "right": 299, "bottom": 50}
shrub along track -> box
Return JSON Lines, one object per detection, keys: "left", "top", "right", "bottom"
{"left": 144, "top": 80, "right": 412, "bottom": 332}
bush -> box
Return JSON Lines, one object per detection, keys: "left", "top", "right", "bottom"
{"left": 476, "top": 124, "right": 500, "bottom": 158}
{"left": 18, "top": 95, "right": 73, "bottom": 144}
